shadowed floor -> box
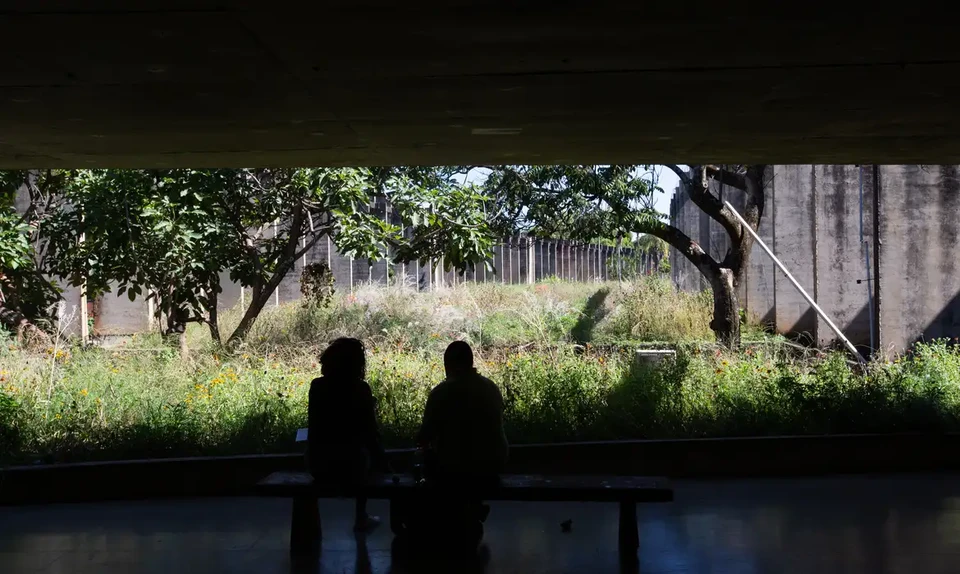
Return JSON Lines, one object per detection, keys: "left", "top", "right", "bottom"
{"left": 3, "top": 474, "right": 960, "bottom": 573}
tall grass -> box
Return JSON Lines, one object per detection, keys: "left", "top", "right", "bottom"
{"left": 212, "top": 277, "right": 732, "bottom": 357}
{"left": 4, "top": 332, "right": 960, "bottom": 464}
{"left": 606, "top": 279, "right": 713, "bottom": 342}
{"left": 7, "top": 279, "right": 954, "bottom": 465}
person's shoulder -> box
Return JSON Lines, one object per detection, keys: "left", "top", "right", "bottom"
{"left": 429, "top": 379, "right": 451, "bottom": 396}
{"left": 476, "top": 373, "right": 497, "bottom": 387}
{"left": 476, "top": 373, "right": 503, "bottom": 397}
{"left": 308, "top": 377, "right": 325, "bottom": 402}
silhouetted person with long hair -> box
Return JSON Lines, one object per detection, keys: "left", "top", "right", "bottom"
{"left": 308, "top": 337, "right": 385, "bottom": 532}
{"left": 418, "top": 340, "right": 508, "bottom": 484}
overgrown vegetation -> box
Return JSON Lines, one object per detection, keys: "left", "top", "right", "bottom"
{"left": 2, "top": 280, "right": 960, "bottom": 465}
{"left": 1, "top": 164, "right": 769, "bottom": 350}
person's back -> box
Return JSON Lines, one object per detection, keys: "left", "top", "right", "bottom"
{"left": 418, "top": 342, "right": 508, "bottom": 480}
{"left": 306, "top": 337, "right": 384, "bottom": 532}
{"left": 308, "top": 374, "right": 381, "bottom": 476}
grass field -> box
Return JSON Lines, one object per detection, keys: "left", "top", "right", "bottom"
{"left": 2, "top": 279, "right": 960, "bottom": 465}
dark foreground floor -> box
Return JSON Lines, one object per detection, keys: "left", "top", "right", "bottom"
{"left": 3, "top": 474, "right": 960, "bottom": 573}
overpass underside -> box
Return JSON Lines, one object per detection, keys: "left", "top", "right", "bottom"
{"left": 2, "top": 3, "right": 958, "bottom": 168}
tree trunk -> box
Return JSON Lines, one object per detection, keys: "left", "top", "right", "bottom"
{"left": 226, "top": 280, "right": 276, "bottom": 347}
{"left": 207, "top": 286, "right": 221, "bottom": 344}
{"left": 178, "top": 330, "right": 189, "bottom": 360}
{"left": 164, "top": 307, "right": 189, "bottom": 357}
{"left": 709, "top": 268, "right": 740, "bottom": 349}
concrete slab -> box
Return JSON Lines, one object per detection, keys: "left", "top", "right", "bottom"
{"left": 3, "top": 475, "right": 960, "bottom": 573}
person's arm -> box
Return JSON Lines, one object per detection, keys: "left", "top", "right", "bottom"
{"left": 360, "top": 383, "right": 387, "bottom": 469}
{"left": 417, "top": 387, "right": 439, "bottom": 448}
{"left": 305, "top": 379, "right": 321, "bottom": 474}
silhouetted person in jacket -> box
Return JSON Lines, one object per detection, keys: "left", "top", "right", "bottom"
{"left": 308, "top": 337, "right": 385, "bottom": 532}
{"left": 418, "top": 341, "right": 508, "bottom": 484}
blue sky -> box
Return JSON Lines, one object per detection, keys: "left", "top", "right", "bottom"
{"left": 649, "top": 165, "right": 680, "bottom": 216}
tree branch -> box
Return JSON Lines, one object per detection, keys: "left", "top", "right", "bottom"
{"left": 681, "top": 166, "right": 742, "bottom": 246}
{"left": 636, "top": 220, "right": 720, "bottom": 277}
{"left": 704, "top": 165, "right": 748, "bottom": 190}
{"left": 292, "top": 228, "right": 330, "bottom": 262}
{"left": 664, "top": 165, "right": 692, "bottom": 189}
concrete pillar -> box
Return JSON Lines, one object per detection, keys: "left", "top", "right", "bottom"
{"left": 745, "top": 166, "right": 777, "bottom": 330}
{"left": 813, "top": 165, "right": 874, "bottom": 352}
{"left": 878, "top": 165, "right": 960, "bottom": 352}
{"left": 773, "top": 165, "right": 818, "bottom": 341}
{"left": 527, "top": 237, "right": 536, "bottom": 284}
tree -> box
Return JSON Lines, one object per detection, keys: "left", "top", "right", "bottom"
{"left": 46, "top": 167, "right": 497, "bottom": 350}
{"left": 660, "top": 165, "right": 766, "bottom": 349}
{"left": 45, "top": 169, "right": 234, "bottom": 352}
{"left": 0, "top": 171, "right": 66, "bottom": 343}
{"left": 382, "top": 167, "right": 497, "bottom": 273}
{"left": 485, "top": 164, "right": 766, "bottom": 348}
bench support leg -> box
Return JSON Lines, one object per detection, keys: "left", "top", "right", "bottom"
{"left": 618, "top": 501, "right": 639, "bottom": 553}
{"left": 290, "top": 495, "right": 321, "bottom": 555}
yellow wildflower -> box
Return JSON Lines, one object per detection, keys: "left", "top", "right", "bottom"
{"left": 80, "top": 389, "right": 88, "bottom": 396}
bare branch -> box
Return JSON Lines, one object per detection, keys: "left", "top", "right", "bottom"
{"left": 664, "top": 165, "right": 692, "bottom": 189}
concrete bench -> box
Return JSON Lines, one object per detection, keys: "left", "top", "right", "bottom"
{"left": 256, "top": 471, "right": 673, "bottom": 555}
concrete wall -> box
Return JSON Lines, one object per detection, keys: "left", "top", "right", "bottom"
{"left": 670, "top": 164, "right": 960, "bottom": 354}
{"left": 878, "top": 165, "right": 960, "bottom": 352}
{"left": 742, "top": 167, "right": 776, "bottom": 330}
{"left": 813, "top": 165, "right": 876, "bottom": 352}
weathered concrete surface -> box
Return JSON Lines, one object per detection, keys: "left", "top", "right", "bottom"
{"left": 772, "top": 166, "right": 818, "bottom": 341}
{"left": 670, "top": 164, "right": 960, "bottom": 353}
{"left": 95, "top": 289, "right": 150, "bottom": 336}
{"left": 743, "top": 167, "right": 776, "bottom": 330}
{"left": 669, "top": 187, "right": 704, "bottom": 292}
{"left": 5, "top": 5, "right": 960, "bottom": 167}
{"left": 878, "top": 165, "right": 960, "bottom": 351}
{"left": 813, "top": 165, "right": 875, "bottom": 351}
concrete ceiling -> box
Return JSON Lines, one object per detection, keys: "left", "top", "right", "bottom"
{"left": 2, "top": 3, "right": 959, "bottom": 167}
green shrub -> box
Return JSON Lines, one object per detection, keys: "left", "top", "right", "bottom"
{"left": 5, "top": 280, "right": 960, "bottom": 465}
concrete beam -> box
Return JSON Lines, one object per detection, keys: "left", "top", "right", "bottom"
{"left": 3, "top": 4, "right": 960, "bottom": 166}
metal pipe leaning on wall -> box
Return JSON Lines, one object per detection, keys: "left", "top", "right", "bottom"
{"left": 723, "top": 201, "right": 865, "bottom": 364}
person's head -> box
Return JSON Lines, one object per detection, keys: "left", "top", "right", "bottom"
{"left": 320, "top": 337, "right": 366, "bottom": 381}
{"left": 444, "top": 340, "right": 475, "bottom": 380}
